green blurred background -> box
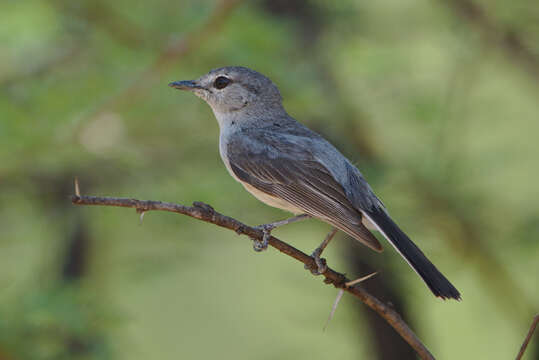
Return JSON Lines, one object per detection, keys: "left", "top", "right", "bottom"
{"left": 1, "top": 0, "right": 538, "bottom": 359}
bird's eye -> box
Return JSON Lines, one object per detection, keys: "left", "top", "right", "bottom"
{"left": 214, "top": 76, "right": 231, "bottom": 89}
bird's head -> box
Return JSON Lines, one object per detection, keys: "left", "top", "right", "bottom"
{"left": 169, "top": 66, "right": 283, "bottom": 116}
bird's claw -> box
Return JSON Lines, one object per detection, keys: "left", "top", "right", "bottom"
{"left": 304, "top": 248, "right": 328, "bottom": 275}
{"left": 253, "top": 236, "right": 268, "bottom": 252}
{"left": 253, "top": 224, "right": 274, "bottom": 252}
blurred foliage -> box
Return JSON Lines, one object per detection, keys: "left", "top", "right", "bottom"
{"left": 0, "top": 0, "right": 538, "bottom": 359}
{"left": 0, "top": 286, "right": 112, "bottom": 360}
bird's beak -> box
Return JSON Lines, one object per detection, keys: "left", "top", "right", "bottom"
{"left": 168, "top": 80, "right": 203, "bottom": 91}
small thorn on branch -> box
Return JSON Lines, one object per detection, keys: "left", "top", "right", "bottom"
{"left": 324, "top": 289, "right": 345, "bottom": 331}
{"left": 345, "top": 272, "right": 378, "bottom": 287}
{"left": 74, "top": 177, "right": 81, "bottom": 197}
{"left": 324, "top": 272, "right": 379, "bottom": 330}
{"left": 138, "top": 210, "right": 146, "bottom": 224}
{"left": 135, "top": 206, "right": 150, "bottom": 224}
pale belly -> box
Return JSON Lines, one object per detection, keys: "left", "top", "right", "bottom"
{"left": 240, "top": 182, "right": 304, "bottom": 214}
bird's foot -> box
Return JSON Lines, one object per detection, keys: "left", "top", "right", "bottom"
{"left": 304, "top": 247, "right": 328, "bottom": 275}
{"left": 304, "top": 228, "right": 338, "bottom": 275}
{"left": 253, "top": 224, "right": 274, "bottom": 252}
{"left": 252, "top": 215, "right": 311, "bottom": 252}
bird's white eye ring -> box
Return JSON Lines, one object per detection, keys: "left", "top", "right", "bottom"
{"left": 214, "top": 76, "right": 231, "bottom": 89}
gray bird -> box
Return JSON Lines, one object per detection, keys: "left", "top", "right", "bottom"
{"left": 169, "top": 66, "right": 460, "bottom": 300}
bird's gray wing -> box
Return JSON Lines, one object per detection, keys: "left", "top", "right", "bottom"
{"left": 226, "top": 129, "right": 382, "bottom": 252}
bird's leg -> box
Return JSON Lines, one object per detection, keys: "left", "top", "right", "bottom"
{"left": 305, "top": 227, "right": 338, "bottom": 275}
{"left": 253, "top": 214, "right": 311, "bottom": 252}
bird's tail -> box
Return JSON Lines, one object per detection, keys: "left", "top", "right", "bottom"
{"left": 362, "top": 209, "right": 461, "bottom": 300}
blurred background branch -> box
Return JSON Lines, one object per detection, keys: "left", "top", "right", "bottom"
{"left": 516, "top": 314, "right": 538, "bottom": 360}
{"left": 443, "top": 0, "right": 539, "bottom": 81}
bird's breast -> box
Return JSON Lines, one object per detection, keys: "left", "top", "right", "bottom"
{"left": 219, "top": 130, "right": 241, "bottom": 182}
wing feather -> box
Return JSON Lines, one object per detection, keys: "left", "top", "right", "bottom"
{"left": 226, "top": 130, "right": 382, "bottom": 251}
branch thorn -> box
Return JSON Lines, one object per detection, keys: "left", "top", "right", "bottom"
{"left": 345, "top": 272, "right": 378, "bottom": 287}
{"left": 324, "top": 289, "right": 344, "bottom": 331}
{"left": 323, "top": 272, "right": 378, "bottom": 331}
{"left": 74, "top": 177, "right": 81, "bottom": 197}
{"left": 139, "top": 210, "right": 146, "bottom": 224}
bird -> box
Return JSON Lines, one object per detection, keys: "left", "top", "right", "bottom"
{"left": 169, "top": 66, "right": 461, "bottom": 300}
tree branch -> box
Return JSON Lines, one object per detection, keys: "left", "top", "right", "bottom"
{"left": 515, "top": 314, "right": 539, "bottom": 360}
{"left": 71, "top": 193, "right": 434, "bottom": 360}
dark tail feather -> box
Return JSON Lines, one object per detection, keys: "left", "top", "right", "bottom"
{"left": 364, "top": 209, "right": 461, "bottom": 300}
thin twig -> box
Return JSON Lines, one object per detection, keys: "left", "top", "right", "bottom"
{"left": 515, "top": 314, "right": 539, "bottom": 360}
{"left": 71, "top": 193, "right": 435, "bottom": 360}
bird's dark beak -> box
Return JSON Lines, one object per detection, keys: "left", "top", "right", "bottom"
{"left": 168, "top": 80, "right": 202, "bottom": 91}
